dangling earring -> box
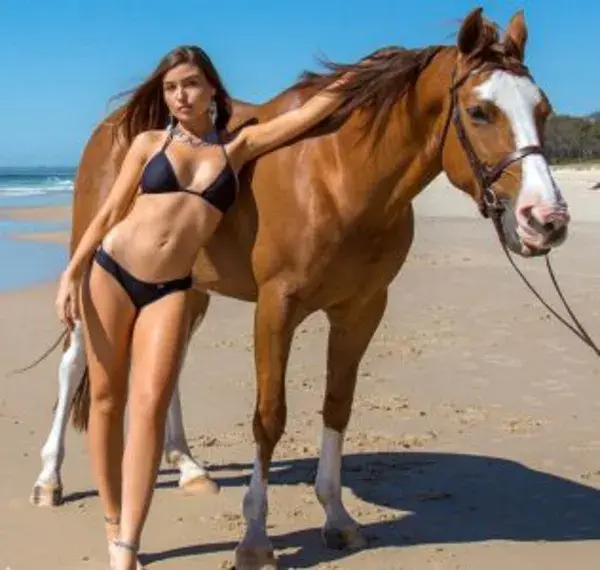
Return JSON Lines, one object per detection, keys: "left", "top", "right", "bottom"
{"left": 166, "top": 113, "right": 174, "bottom": 131}
{"left": 209, "top": 98, "right": 218, "bottom": 127}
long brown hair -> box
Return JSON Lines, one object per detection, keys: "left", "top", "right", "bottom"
{"left": 113, "top": 45, "right": 231, "bottom": 144}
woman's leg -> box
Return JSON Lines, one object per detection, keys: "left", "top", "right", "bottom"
{"left": 113, "top": 288, "right": 191, "bottom": 569}
{"left": 79, "top": 261, "right": 137, "bottom": 556}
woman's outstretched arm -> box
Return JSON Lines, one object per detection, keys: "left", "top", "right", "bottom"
{"left": 237, "top": 76, "right": 350, "bottom": 162}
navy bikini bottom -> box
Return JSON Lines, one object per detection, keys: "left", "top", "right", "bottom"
{"left": 94, "top": 245, "right": 192, "bottom": 310}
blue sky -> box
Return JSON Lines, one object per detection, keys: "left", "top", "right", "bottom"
{"left": 1, "top": 0, "right": 598, "bottom": 167}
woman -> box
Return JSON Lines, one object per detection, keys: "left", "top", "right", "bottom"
{"left": 55, "top": 45, "right": 350, "bottom": 570}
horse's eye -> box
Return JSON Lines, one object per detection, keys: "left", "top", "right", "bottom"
{"left": 467, "top": 105, "right": 489, "bottom": 124}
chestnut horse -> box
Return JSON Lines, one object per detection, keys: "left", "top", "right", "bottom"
{"left": 34, "top": 8, "right": 570, "bottom": 569}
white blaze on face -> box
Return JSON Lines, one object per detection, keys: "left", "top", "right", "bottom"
{"left": 474, "top": 70, "right": 566, "bottom": 213}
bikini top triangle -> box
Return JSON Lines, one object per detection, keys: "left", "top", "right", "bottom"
{"left": 140, "top": 127, "right": 238, "bottom": 214}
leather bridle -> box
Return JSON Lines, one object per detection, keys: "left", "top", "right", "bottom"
{"left": 443, "top": 61, "right": 546, "bottom": 220}
{"left": 440, "top": 59, "right": 600, "bottom": 358}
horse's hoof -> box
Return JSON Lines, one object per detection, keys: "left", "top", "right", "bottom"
{"left": 322, "top": 526, "right": 367, "bottom": 550}
{"left": 30, "top": 484, "right": 63, "bottom": 507}
{"left": 234, "top": 546, "right": 277, "bottom": 570}
{"left": 179, "top": 473, "right": 220, "bottom": 495}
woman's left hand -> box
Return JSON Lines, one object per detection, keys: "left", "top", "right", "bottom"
{"left": 55, "top": 270, "right": 81, "bottom": 330}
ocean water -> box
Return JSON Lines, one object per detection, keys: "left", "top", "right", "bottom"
{"left": 0, "top": 166, "right": 74, "bottom": 206}
{"left": 0, "top": 167, "right": 74, "bottom": 291}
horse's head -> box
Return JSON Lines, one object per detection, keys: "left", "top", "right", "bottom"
{"left": 441, "top": 8, "right": 569, "bottom": 257}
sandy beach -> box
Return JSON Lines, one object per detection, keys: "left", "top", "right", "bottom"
{"left": 2, "top": 168, "right": 600, "bottom": 569}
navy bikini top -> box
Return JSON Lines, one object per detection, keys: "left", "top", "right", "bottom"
{"left": 140, "top": 128, "right": 238, "bottom": 214}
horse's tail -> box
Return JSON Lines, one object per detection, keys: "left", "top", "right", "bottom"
{"left": 6, "top": 328, "right": 69, "bottom": 376}
{"left": 69, "top": 365, "right": 90, "bottom": 432}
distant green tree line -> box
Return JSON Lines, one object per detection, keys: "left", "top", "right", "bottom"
{"left": 545, "top": 113, "right": 600, "bottom": 164}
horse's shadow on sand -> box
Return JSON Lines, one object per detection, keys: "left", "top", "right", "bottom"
{"left": 140, "top": 451, "right": 600, "bottom": 568}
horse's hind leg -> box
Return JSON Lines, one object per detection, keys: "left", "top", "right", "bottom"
{"left": 31, "top": 290, "right": 215, "bottom": 506}
{"left": 31, "top": 322, "right": 87, "bottom": 506}
{"left": 163, "top": 289, "right": 219, "bottom": 494}
{"left": 316, "top": 289, "right": 388, "bottom": 550}
{"left": 164, "top": 382, "right": 218, "bottom": 494}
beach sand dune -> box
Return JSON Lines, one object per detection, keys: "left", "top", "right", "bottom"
{"left": 2, "top": 168, "right": 600, "bottom": 569}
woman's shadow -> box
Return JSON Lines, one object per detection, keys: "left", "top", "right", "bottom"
{"left": 143, "top": 450, "right": 600, "bottom": 568}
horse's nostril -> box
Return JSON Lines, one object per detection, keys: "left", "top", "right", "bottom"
{"left": 530, "top": 216, "right": 566, "bottom": 236}
{"left": 548, "top": 224, "right": 567, "bottom": 245}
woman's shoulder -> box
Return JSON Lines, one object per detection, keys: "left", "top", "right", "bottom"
{"left": 135, "top": 129, "right": 169, "bottom": 146}
{"left": 128, "top": 129, "right": 170, "bottom": 158}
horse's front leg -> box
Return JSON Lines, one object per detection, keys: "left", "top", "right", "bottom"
{"left": 235, "top": 282, "right": 305, "bottom": 570}
{"left": 316, "top": 290, "right": 388, "bottom": 549}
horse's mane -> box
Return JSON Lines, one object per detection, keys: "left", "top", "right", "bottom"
{"left": 293, "top": 45, "right": 444, "bottom": 141}
{"left": 292, "top": 17, "right": 528, "bottom": 142}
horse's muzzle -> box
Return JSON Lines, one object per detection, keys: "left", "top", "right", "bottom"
{"left": 500, "top": 203, "right": 569, "bottom": 257}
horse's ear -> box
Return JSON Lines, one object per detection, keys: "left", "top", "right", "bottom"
{"left": 503, "top": 10, "right": 528, "bottom": 61}
{"left": 457, "top": 7, "right": 484, "bottom": 56}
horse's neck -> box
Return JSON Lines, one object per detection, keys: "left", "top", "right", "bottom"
{"left": 356, "top": 47, "right": 456, "bottom": 213}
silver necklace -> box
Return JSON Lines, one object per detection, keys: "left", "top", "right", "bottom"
{"left": 171, "top": 125, "right": 214, "bottom": 148}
